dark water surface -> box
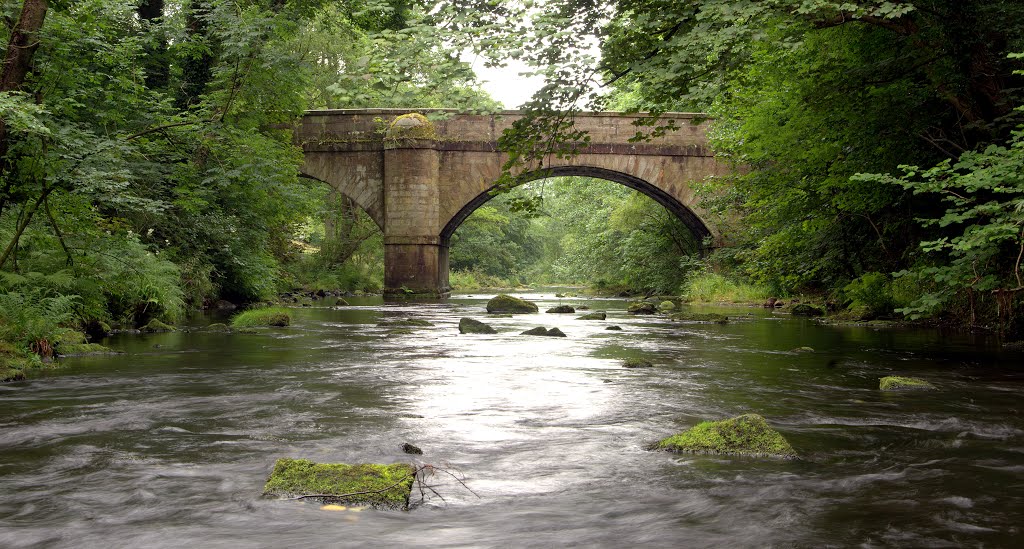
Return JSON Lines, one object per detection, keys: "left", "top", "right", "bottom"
{"left": 2, "top": 293, "right": 1023, "bottom": 547}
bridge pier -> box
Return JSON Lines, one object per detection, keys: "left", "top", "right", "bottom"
{"left": 382, "top": 123, "right": 450, "bottom": 297}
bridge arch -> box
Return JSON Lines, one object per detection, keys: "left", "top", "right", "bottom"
{"left": 439, "top": 165, "right": 713, "bottom": 248}
{"left": 296, "top": 109, "right": 731, "bottom": 296}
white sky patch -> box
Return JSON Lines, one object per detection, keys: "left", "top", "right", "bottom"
{"left": 464, "top": 54, "right": 546, "bottom": 110}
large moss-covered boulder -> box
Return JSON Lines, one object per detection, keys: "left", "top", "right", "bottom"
{"left": 789, "top": 304, "right": 824, "bottom": 317}
{"left": 627, "top": 302, "right": 658, "bottom": 315}
{"left": 486, "top": 294, "right": 538, "bottom": 314}
{"left": 262, "top": 458, "right": 417, "bottom": 510}
{"left": 879, "top": 376, "right": 935, "bottom": 391}
{"left": 655, "top": 414, "right": 797, "bottom": 459}
{"left": 459, "top": 317, "right": 497, "bottom": 334}
{"left": 659, "top": 300, "right": 676, "bottom": 311}
{"left": 546, "top": 305, "right": 575, "bottom": 314}
{"left": 577, "top": 311, "right": 607, "bottom": 320}
{"left": 231, "top": 307, "right": 291, "bottom": 328}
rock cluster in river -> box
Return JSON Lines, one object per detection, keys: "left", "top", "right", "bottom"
{"left": 521, "top": 327, "right": 566, "bottom": 337}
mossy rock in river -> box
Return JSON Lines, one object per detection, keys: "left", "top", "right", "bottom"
{"left": 671, "top": 312, "right": 728, "bottom": 324}
{"left": 789, "top": 303, "right": 824, "bottom": 317}
{"left": 486, "top": 294, "right": 538, "bottom": 314}
{"left": 521, "top": 326, "right": 566, "bottom": 337}
{"left": 262, "top": 458, "right": 417, "bottom": 510}
{"left": 377, "top": 318, "right": 433, "bottom": 327}
{"left": 577, "top": 311, "right": 607, "bottom": 320}
{"left": 231, "top": 307, "right": 291, "bottom": 328}
{"left": 140, "top": 319, "right": 176, "bottom": 333}
{"left": 879, "top": 376, "right": 935, "bottom": 391}
{"left": 627, "top": 302, "right": 658, "bottom": 315}
{"left": 655, "top": 414, "right": 797, "bottom": 459}
{"left": 55, "top": 343, "right": 118, "bottom": 357}
{"left": 459, "top": 317, "right": 497, "bottom": 334}
{"left": 658, "top": 300, "right": 676, "bottom": 311}
{"left": 206, "top": 322, "right": 231, "bottom": 332}
{"left": 622, "top": 358, "right": 653, "bottom": 368}
{"left": 546, "top": 305, "right": 576, "bottom": 314}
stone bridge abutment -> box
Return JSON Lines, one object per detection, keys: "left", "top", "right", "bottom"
{"left": 296, "top": 109, "right": 729, "bottom": 297}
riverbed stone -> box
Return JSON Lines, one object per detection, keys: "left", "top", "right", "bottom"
{"left": 521, "top": 327, "right": 567, "bottom": 337}
{"left": 622, "top": 358, "right": 653, "bottom": 368}
{"left": 262, "top": 458, "right": 417, "bottom": 510}
{"left": 879, "top": 376, "right": 935, "bottom": 391}
{"left": 402, "top": 443, "right": 423, "bottom": 455}
{"left": 546, "top": 305, "right": 576, "bottom": 314}
{"left": 659, "top": 300, "right": 676, "bottom": 311}
{"left": 459, "top": 317, "right": 497, "bottom": 334}
{"left": 140, "top": 319, "right": 175, "bottom": 333}
{"left": 671, "top": 312, "right": 729, "bottom": 324}
{"left": 627, "top": 302, "right": 658, "bottom": 315}
{"left": 606, "top": 325, "right": 622, "bottom": 331}
{"left": 655, "top": 414, "right": 797, "bottom": 459}
{"left": 577, "top": 311, "right": 607, "bottom": 320}
{"left": 486, "top": 294, "right": 538, "bottom": 314}
{"left": 207, "top": 323, "right": 230, "bottom": 332}
{"left": 789, "top": 304, "right": 825, "bottom": 317}
{"left": 377, "top": 318, "right": 433, "bottom": 327}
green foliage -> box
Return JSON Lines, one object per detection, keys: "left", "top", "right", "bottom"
{"left": 681, "top": 271, "right": 773, "bottom": 304}
{"left": 843, "top": 272, "right": 898, "bottom": 316}
{"left": 449, "top": 269, "right": 520, "bottom": 291}
{"left": 230, "top": 307, "right": 291, "bottom": 328}
{"left": 0, "top": 289, "right": 77, "bottom": 350}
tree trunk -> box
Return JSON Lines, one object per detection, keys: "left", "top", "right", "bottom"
{"left": 138, "top": 0, "right": 170, "bottom": 90}
{"left": 0, "top": 0, "right": 50, "bottom": 216}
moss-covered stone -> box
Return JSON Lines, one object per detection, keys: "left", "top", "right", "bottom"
{"left": 655, "top": 414, "right": 797, "bottom": 458}
{"left": 622, "top": 358, "right": 653, "bottom": 368}
{"left": 546, "top": 305, "right": 576, "bottom": 313}
{"left": 521, "top": 326, "right": 566, "bottom": 337}
{"left": 377, "top": 318, "right": 433, "bottom": 327}
{"left": 879, "top": 376, "right": 935, "bottom": 391}
{"left": 486, "top": 294, "right": 538, "bottom": 314}
{"left": 262, "top": 458, "right": 417, "bottom": 510}
{"left": 206, "top": 323, "right": 230, "bottom": 332}
{"left": 606, "top": 325, "right": 622, "bottom": 331}
{"left": 792, "top": 346, "right": 815, "bottom": 353}
{"left": 55, "top": 343, "right": 118, "bottom": 356}
{"left": 141, "top": 319, "right": 176, "bottom": 333}
{"left": 659, "top": 300, "right": 676, "bottom": 311}
{"left": 459, "top": 317, "right": 497, "bottom": 334}
{"left": 671, "top": 312, "right": 729, "bottom": 324}
{"left": 627, "top": 302, "right": 658, "bottom": 315}
{"left": 231, "top": 308, "right": 291, "bottom": 328}
{"left": 790, "top": 304, "right": 825, "bottom": 317}
{"left": 334, "top": 297, "right": 350, "bottom": 306}
{"left": 386, "top": 112, "right": 437, "bottom": 140}
{"left": 402, "top": 443, "right": 423, "bottom": 455}
{"left": 577, "top": 311, "right": 607, "bottom": 320}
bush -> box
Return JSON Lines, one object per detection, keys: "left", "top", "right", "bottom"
{"left": 0, "top": 290, "right": 78, "bottom": 354}
{"left": 230, "top": 307, "right": 291, "bottom": 327}
{"left": 843, "top": 272, "right": 896, "bottom": 316}
{"left": 681, "top": 271, "right": 773, "bottom": 303}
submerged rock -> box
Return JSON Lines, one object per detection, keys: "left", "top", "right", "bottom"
{"left": 402, "top": 443, "right": 423, "bottom": 455}
{"left": 577, "top": 311, "right": 607, "bottom": 320}
{"left": 671, "top": 312, "right": 729, "bottom": 324}
{"left": 879, "top": 376, "right": 935, "bottom": 391}
{"left": 262, "top": 458, "right": 416, "bottom": 510}
{"left": 789, "top": 304, "right": 825, "bottom": 317}
{"left": 622, "top": 358, "right": 653, "bottom": 368}
{"left": 791, "top": 346, "right": 814, "bottom": 353}
{"left": 206, "top": 323, "right": 231, "bottom": 332}
{"left": 521, "top": 327, "right": 567, "bottom": 337}
{"left": 605, "top": 325, "right": 623, "bottom": 331}
{"left": 655, "top": 414, "right": 797, "bottom": 459}
{"left": 546, "top": 305, "right": 576, "bottom": 314}
{"left": 486, "top": 294, "right": 538, "bottom": 314}
{"left": 627, "top": 302, "right": 658, "bottom": 315}
{"left": 377, "top": 318, "right": 433, "bottom": 327}
{"left": 335, "top": 297, "right": 350, "bottom": 306}
{"left": 459, "top": 317, "right": 497, "bottom": 334}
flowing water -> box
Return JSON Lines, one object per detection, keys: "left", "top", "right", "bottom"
{"left": 1, "top": 292, "right": 1023, "bottom": 548}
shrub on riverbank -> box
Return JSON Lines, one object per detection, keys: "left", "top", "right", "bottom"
{"left": 231, "top": 307, "right": 291, "bottom": 327}
{"left": 681, "top": 272, "right": 774, "bottom": 304}
{"left": 450, "top": 269, "right": 523, "bottom": 291}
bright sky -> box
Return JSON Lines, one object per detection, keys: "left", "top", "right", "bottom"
{"left": 465, "top": 55, "right": 546, "bottom": 110}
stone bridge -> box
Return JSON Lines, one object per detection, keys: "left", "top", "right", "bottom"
{"left": 296, "top": 109, "right": 729, "bottom": 297}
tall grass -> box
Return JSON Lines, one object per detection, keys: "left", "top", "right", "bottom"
{"left": 449, "top": 269, "right": 523, "bottom": 292}
{"left": 680, "top": 271, "right": 774, "bottom": 304}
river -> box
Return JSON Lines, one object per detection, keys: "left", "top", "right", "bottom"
{"left": 1, "top": 292, "right": 1022, "bottom": 547}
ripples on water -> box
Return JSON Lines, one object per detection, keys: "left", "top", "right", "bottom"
{"left": 1, "top": 292, "right": 1023, "bottom": 547}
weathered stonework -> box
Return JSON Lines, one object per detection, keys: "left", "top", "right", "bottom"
{"left": 297, "top": 109, "right": 730, "bottom": 297}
